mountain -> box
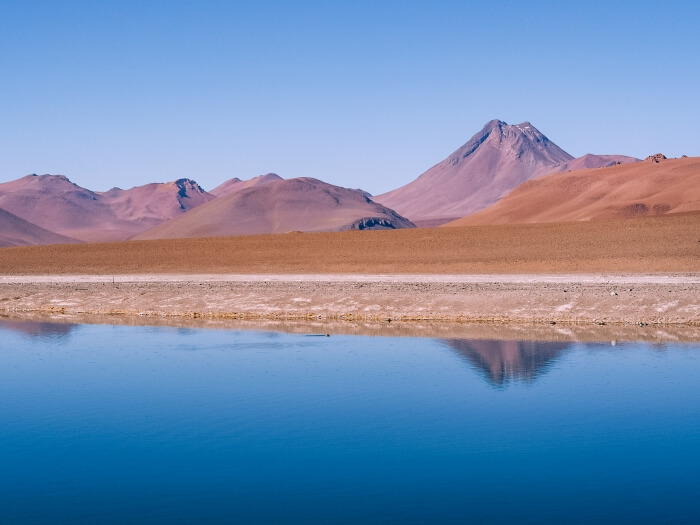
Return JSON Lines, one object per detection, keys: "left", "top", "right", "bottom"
{"left": 0, "top": 207, "right": 80, "bottom": 247}
{"left": 136, "top": 177, "right": 415, "bottom": 239}
{"left": 210, "top": 173, "right": 283, "bottom": 197}
{"left": 0, "top": 174, "right": 123, "bottom": 242}
{"left": 0, "top": 319, "right": 77, "bottom": 338}
{"left": 99, "top": 178, "right": 214, "bottom": 225}
{"left": 446, "top": 156, "right": 700, "bottom": 226}
{"left": 550, "top": 153, "right": 639, "bottom": 173}
{"left": 375, "top": 119, "right": 575, "bottom": 223}
{"left": 0, "top": 174, "right": 213, "bottom": 242}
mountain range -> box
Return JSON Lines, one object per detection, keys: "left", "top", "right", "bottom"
{"left": 0, "top": 175, "right": 213, "bottom": 242}
{"left": 1, "top": 118, "right": 696, "bottom": 248}
{"left": 375, "top": 119, "right": 639, "bottom": 225}
{"left": 136, "top": 177, "right": 414, "bottom": 239}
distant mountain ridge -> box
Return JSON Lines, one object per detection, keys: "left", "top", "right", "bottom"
{"left": 136, "top": 177, "right": 415, "bottom": 239}
{"left": 0, "top": 174, "right": 214, "bottom": 242}
{"left": 0, "top": 118, "right": 654, "bottom": 246}
{"left": 0, "top": 174, "right": 122, "bottom": 242}
{"left": 551, "top": 154, "right": 638, "bottom": 173}
{"left": 211, "top": 173, "right": 283, "bottom": 196}
{"left": 98, "top": 178, "right": 214, "bottom": 224}
{"left": 0, "top": 172, "right": 417, "bottom": 245}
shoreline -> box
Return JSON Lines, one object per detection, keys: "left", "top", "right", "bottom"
{"left": 4, "top": 310, "right": 700, "bottom": 344}
{"left": 2, "top": 274, "right": 698, "bottom": 329}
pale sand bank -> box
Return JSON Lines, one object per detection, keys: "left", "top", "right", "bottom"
{"left": 1, "top": 273, "right": 698, "bottom": 327}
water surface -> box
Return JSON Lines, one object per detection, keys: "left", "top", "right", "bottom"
{"left": 1, "top": 320, "right": 699, "bottom": 523}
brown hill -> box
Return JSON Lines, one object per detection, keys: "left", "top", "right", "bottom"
{"left": 448, "top": 156, "right": 700, "bottom": 226}
{"left": 375, "top": 119, "right": 575, "bottom": 223}
{"left": 0, "top": 207, "right": 80, "bottom": 247}
{"left": 0, "top": 174, "right": 214, "bottom": 243}
{"left": 136, "top": 177, "right": 415, "bottom": 239}
{"left": 210, "top": 173, "right": 283, "bottom": 197}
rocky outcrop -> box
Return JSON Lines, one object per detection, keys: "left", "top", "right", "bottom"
{"left": 645, "top": 153, "right": 667, "bottom": 163}
{"left": 341, "top": 216, "right": 415, "bottom": 231}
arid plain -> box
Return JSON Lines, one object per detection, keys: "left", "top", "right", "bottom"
{"left": 2, "top": 214, "right": 698, "bottom": 329}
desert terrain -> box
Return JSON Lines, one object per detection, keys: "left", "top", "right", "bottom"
{"left": 452, "top": 156, "right": 700, "bottom": 226}
{"left": 1, "top": 213, "right": 696, "bottom": 275}
{"left": 1, "top": 273, "right": 697, "bottom": 327}
{"left": 1, "top": 121, "right": 697, "bottom": 330}
{"left": 1, "top": 214, "right": 698, "bottom": 327}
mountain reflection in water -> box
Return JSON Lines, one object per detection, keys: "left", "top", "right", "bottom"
{"left": 0, "top": 319, "right": 671, "bottom": 388}
{"left": 443, "top": 339, "right": 570, "bottom": 385}
{"left": 0, "top": 319, "right": 77, "bottom": 340}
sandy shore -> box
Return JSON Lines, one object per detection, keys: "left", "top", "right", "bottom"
{"left": 2, "top": 273, "right": 698, "bottom": 327}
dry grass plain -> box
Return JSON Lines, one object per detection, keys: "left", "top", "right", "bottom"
{"left": 0, "top": 214, "right": 698, "bottom": 275}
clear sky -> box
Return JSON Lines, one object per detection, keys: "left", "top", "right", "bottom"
{"left": 1, "top": 0, "right": 698, "bottom": 194}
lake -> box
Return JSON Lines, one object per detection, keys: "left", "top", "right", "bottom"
{"left": 1, "top": 320, "right": 699, "bottom": 524}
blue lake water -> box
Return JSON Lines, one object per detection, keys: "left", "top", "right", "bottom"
{"left": 1, "top": 320, "right": 699, "bottom": 524}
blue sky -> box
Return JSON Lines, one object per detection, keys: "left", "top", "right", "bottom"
{"left": 1, "top": 1, "right": 698, "bottom": 194}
